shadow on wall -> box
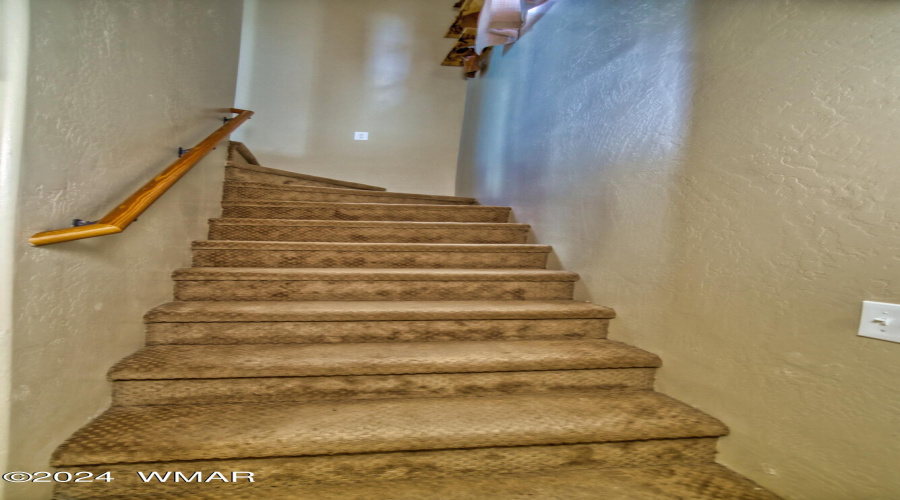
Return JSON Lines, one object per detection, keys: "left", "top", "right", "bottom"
{"left": 459, "top": 0, "right": 696, "bottom": 305}
{"left": 233, "top": 0, "right": 322, "bottom": 159}
{"left": 517, "top": 0, "right": 559, "bottom": 41}
{"left": 456, "top": 0, "right": 900, "bottom": 499}
{"left": 232, "top": 0, "right": 466, "bottom": 196}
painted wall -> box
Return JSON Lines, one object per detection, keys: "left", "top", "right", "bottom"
{"left": 0, "top": 1, "right": 30, "bottom": 497}
{"left": 233, "top": 0, "right": 466, "bottom": 195}
{"left": 456, "top": 1, "right": 900, "bottom": 499}
{"left": 7, "top": 1, "right": 243, "bottom": 498}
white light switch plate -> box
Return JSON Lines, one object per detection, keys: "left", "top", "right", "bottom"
{"left": 858, "top": 301, "right": 900, "bottom": 344}
{"left": 354, "top": 132, "right": 368, "bottom": 140}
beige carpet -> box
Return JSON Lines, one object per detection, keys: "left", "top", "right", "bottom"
{"left": 51, "top": 142, "right": 778, "bottom": 499}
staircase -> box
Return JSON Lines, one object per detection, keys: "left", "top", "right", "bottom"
{"left": 51, "top": 143, "right": 778, "bottom": 499}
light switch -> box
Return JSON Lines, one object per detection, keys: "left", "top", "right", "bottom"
{"left": 858, "top": 301, "right": 900, "bottom": 344}
{"left": 354, "top": 132, "right": 369, "bottom": 140}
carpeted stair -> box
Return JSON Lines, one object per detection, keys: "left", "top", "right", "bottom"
{"left": 51, "top": 142, "right": 778, "bottom": 499}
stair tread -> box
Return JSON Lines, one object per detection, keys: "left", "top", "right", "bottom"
{"left": 192, "top": 241, "right": 549, "bottom": 253}
{"left": 145, "top": 300, "right": 616, "bottom": 323}
{"left": 109, "top": 340, "right": 660, "bottom": 380}
{"left": 210, "top": 218, "right": 527, "bottom": 229}
{"left": 218, "top": 203, "right": 512, "bottom": 223}
{"left": 172, "top": 268, "right": 580, "bottom": 281}
{"left": 51, "top": 392, "right": 727, "bottom": 466}
{"left": 222, "top": 200, "right": 509, "bottom": 210}
{"left": 225, "top": 181, "right": 477, "bottom": 204}
{"left": 255, "top": 464, "right": 780, "bottom": 500}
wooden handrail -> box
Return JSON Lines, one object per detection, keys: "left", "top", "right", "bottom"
{"left": 29, "top": 108, "right": 253, "bottom": 246}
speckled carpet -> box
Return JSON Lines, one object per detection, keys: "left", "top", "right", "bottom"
{"left": 51, "top": 142, "right": 778, "bottom": 499}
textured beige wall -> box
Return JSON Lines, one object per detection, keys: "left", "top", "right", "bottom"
{"left": 0, "top": 1, "right": 30, "bottom": 497}
{"left": 233, "top": 0, "right": 466, "bottom": 195}
{"left": 8, "top": 1, "right": 243, "bottom": 498}
{"left": 456, "top": 1, "right": 900, "bottom": 499}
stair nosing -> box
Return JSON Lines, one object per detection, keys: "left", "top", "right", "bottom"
{"left": 191, "top": 241, "right": 550, "bottom": 253}
{"left": 221, "top": 200, "right": 510, "bottom": 210}
{"left": 50, "top": 392, "right": 728, "bottom": 467}
{"left": 108, "top": 340, "right": 661, "bottom": 380}
{"left": 209, "top": 218, "right": 528, "bottom": 230}
{"left": 144, "top": 300, "right": 617, "bottom": 323}
{"left": 224, "top": 181, "right": 478, "bottom": 204}
{"left": 171, "top": 268, "right": 580, "bottom": 282}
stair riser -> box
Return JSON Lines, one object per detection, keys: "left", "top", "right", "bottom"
{"left": 220, "top": 205, "right": 510, "bottom": 223}
{"left": 55, "top": 438, "right": 717, "bottom": 498}
{"left": 146, "top": 318, "right": 609, "bottom": 345}
{"left": 192, "top": 249, "right": 548, "bottom": 269}
{"left": 226, "top": 166, "right": 370, "bottom": 190}
{"left": 223, "top": 185, "right": 473, "bottom": 206}
{"left": 113, "top": 369, "right": 655, "bottom": 406}
{"left": 174, "top": 281, "right": 576, "bottom": 301}
{"left": 209, "top": 225, "right": 527, "bottom": 244}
